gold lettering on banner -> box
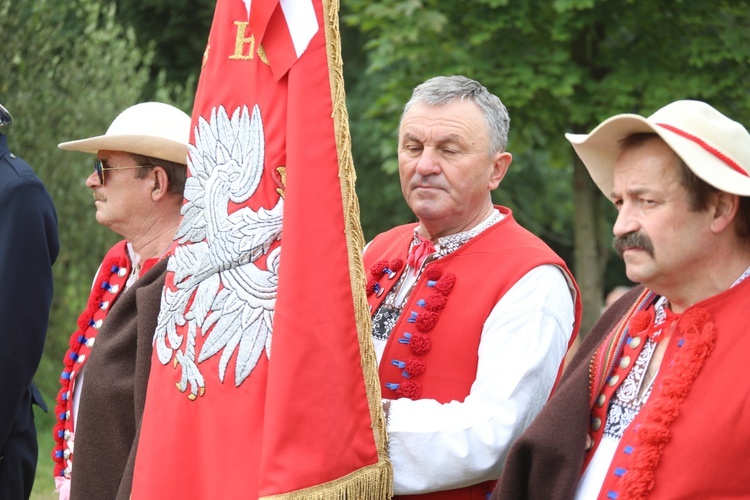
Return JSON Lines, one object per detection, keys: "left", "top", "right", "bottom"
{"left": 257, "top": 44, "right": 270, "bottom": 65}
{"left": 228, "top": 20, "right": 271, "bottom": 66}
{"left": 230, "top": 21, "right": 255, "bottom": 60}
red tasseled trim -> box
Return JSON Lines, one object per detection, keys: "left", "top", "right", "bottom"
{"left": 52, "top": 253, "right": 128, "bottom": 478}
{"left": 619, "top": 308, "right": 716, "bottom": 500}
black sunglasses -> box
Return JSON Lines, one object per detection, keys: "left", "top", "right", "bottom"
{"left": 94, "top": 158, "right": 154, "bottom": 186}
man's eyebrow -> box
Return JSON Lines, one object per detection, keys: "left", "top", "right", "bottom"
{"left": 401, "top": 132, "right": 423, "bottom": 143}
{"left": 610, "top": 186, "right": 653, "bottom": 199}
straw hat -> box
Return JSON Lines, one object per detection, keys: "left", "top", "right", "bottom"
{"left": 566, "top": 100, "right": 750, "bottom": 196}
{"left": 59, "top": 102, "right": 191, "bottom": 164}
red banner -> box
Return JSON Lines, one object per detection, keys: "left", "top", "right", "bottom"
{"left": 131, "top": 0, "right": 391, "bottom": 497}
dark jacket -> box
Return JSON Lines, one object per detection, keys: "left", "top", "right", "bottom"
{"left": 0, "top": 133, "right": 59, "bottom": 500}
{"left": 69, "top": 258, "right": 168, "bottom": 500}
{"left": 492, "top": 286, "right": 644, "bottom": 500}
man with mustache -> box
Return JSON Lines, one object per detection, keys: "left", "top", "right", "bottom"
{"left": 363, "top": 75, "right": 581, "bottom": 498}
{"left": 52, "top": 102, "right": 190, "bottom": 500}
{"left": 494, "top": 100, "right": 750, "bottom": 499}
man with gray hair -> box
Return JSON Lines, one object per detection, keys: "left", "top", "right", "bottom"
{"left": 495, "top": 100, "right": 750, "bottom": 499}
{"left": 363, "top": 75, "right": 581, "bottom": 497}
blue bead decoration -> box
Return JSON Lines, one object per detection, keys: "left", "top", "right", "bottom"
{"left": 427, "top": 280, "right": 437, "bottom": 287}
{"left": 111, "top": 265, "right": 119, "bottom": 273}
{"left": 678, "top": 338, "right": 685, "bottom": 347}
{"left": 101, "top": 281, "right": 110, "bottom": 290}
{"left": 385, "top": 382, "right": 400, "bottom": 390}
{"left": 78, "top": 335, "right": 87, "bottom": 344}
{"left": 624, "top": 445, "right": 634, "bottom": 454}
{"left": 417, "top": 299, "right": 426, "bottom": 307}
{"left": 607, "top": 491, "right": 618, "bottom": 499}
{"left": 61, "top": 371, "right": 71, "bottom": 380}
{"left": 391, "top": 360, "right": 406, "bottom": 369}
{"left": 614, "top": 467, "right": 626, "bottom": 477}
{"left": 59, "top": 412, "right": 66, "bottom": 420}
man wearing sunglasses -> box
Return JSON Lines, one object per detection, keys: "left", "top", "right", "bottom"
{"left": 52, "top": 102, "right": 190, "bottom": 500}
{"left": 0, "top": 101, "right": 59, "bottom": 500}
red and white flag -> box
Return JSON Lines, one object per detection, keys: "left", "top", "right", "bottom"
{"left": 131, "top": 0, "right": 391, "bottom": 497}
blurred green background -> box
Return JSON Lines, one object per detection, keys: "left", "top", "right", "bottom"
{"left": 3, "top": 0, "right": 750, "bottom": 496}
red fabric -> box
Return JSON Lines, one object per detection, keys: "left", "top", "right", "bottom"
{"left": 131, "top": 0, "right": 382, "bottom": 497}
{"left": 366, "top": 208, "right": 581, "bottom": 405}
{"left": 585, "top": 280, "right": 750, "bottom": 499}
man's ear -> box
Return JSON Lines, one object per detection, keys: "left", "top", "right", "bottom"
{"left": 710, "top": 191, "right": 739, "bottom": 234}
{"left": 150, "top": 166, "right": 170, "bottom": 201}
{"left": 489, "top": 152, "right": 512, "bottom": 190}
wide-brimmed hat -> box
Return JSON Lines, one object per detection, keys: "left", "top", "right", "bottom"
{"left": 566, "top": 100, "right": 750, "bottom": 197}
{"left": 58, "top": 102, "right": 191, "bottom": 164}
{"left": 0, "top": 102, "right": 12, "bottom": 126}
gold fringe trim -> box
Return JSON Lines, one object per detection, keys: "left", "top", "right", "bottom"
{"left": 266, "top": 0, "right": 395, "bottom": 499}
{"left": 260, "top": 461, "right": 393, "bottom": 500}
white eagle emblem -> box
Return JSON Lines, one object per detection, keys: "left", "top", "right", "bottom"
{"left": 153, "top": 104, "right": 283, "bottom": 399}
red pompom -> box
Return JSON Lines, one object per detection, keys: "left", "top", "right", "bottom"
{"left": 416, "top": 311, "right": 439, "bottom": 332}
{"left": 365, "top": 279, "right": 377, "bottom": 296}
{"left": 425, "top": 294, "right": 447, "bottom": 312}
{"left": 423, "top": 266, "right": 442, "bottom": 281}
{"left": 629, "top": 310, "right": 653, "bottom": 335}
{"left": 390, "top": 258, "right": 404, "bottom": 273}
{"left": 405, "top": 357, "right": 426, "bottom": 376}
{"left": 410, "top": 332, "right": 432, "bottom": 355}
{"left": 435, "top": 273, "right": 456, "bottom": 295}
{"left": 396, "top": 379, "right": 422, "bottom": 399}
{"left": 370, "top": 259, "right": 388, "bottom": 277}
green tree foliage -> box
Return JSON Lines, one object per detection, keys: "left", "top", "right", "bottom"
{"left": 114, "top": 0, "right": 214, "bottom": 101}
{"left": 1, "top": 0, "right": 154, "bottom": 492}
{"left": 343, "top": 0, "right": 750, "bottom": 332}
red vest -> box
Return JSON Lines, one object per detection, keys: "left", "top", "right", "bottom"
{"left": 587, "top": 278, "right": 750, "bottom": 499}
{"left": 364, "top": 207, "right": 581, "bottom": 499}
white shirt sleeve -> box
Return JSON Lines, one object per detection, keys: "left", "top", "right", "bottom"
{"left": 386, "top": 264, "right": 576, "bottom": 494}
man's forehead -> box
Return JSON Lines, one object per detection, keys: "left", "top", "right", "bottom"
{"left": 97, "top": 150, "right": 132, "bottom": 161}
{"left": 399, "top": 103, "right": 486, "bottom": 142}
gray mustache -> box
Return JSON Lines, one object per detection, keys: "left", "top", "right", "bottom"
{"left": 612, "top": 232, "right": 654, "bottom": 257}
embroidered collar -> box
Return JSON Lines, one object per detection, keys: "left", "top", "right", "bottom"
{"left": 410, "top": 209, "right": 503, "bottom": 265}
